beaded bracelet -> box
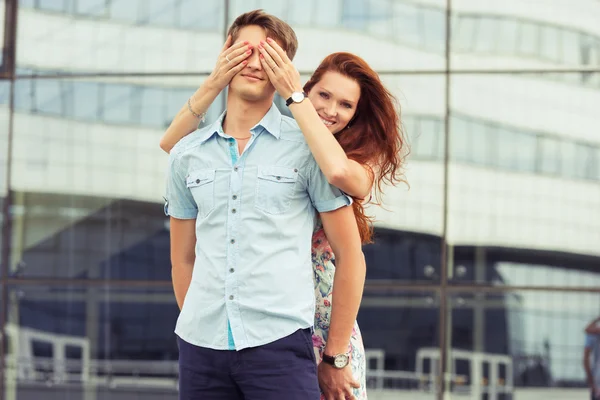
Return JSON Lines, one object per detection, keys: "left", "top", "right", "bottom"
{"left": 187, "top": 97, "right": 207, "bottom": 123}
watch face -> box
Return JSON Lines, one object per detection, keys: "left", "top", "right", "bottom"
{"left": 334, "top": 354, "right": 349, "bottom": 368}
{"left": 291, "top": 92, "right": 304, "bottom": 103}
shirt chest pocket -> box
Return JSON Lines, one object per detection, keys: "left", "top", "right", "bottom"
{"left": 255, "top": 166, "right": 299, "bottom": 215}
{"left": 186, "top": 169, "right": 216, "bottom": 219}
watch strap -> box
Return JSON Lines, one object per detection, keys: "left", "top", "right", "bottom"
{"left": 322, "top": 353, "right": 336, "bottom": 365}
{"left": 285, "top": 91, "right": 307, "bottom": 107}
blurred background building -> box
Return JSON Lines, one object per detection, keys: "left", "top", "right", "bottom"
{"left": 0, "top": 0, "right": 599, "bottom": 399}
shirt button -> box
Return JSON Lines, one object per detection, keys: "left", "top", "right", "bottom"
{"left": 229, "top": 141, "right": 234, "bottom": 147}
{"left": 232, "top": 208, "right": 237, "bottom": 214}
{"left": 234, "top": 167, "right": 238, "bottom": 171}
{"left": 232, "top": 195, "right": 237, "bottom": 200}
{"left": 276, "top": 176, "right": 281, "bottom": 180}
{"left": 229, "top": 268, "right": 235, "bottom": 273}
{"left": 294, "top": 168, "right": 298, "bottom": 172}
{"left": 230, "top": 239, "right": 235, "bottom": 244}
{"left": 229, "top": 295, "right": 234, "bottom": 300}
{"left": 195, "top": 179, "right": 200, "bottom": 184}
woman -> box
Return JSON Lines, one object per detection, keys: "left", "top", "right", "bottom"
{"left": 160, "top": 37, "right": 407, "bottom": 400}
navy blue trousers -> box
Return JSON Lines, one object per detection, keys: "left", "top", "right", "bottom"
{"left": 177, "top": 328, "right": 320, "bottom": 400}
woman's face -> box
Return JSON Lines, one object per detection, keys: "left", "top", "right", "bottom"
{"left": 307, "top": 71, "right": 361, "bottom": 134}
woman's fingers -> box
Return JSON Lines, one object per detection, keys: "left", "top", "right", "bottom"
{"left": 260, "top": 40, "right": 285, "bottom": 68}
{"left": 258, "top": 47, "right": 279, "bottom": 71}
{"left": 219, "top": 35, "right": 232, "bottom": 53}
{"left": 259, "top": 55, "right": 277, "bottom": 80}
{"left": 266, "top": 37, "right": 291, "bottom": 64}
{"left": 223, "top": 40, "right": 250, "bottom": 60}
{"left": 227, "top": 59, "right": 249, "bottom": 76}
{"left": 224, "top": 45, "right": 252, "bottom": 66}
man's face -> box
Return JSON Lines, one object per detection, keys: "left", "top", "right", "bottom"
{"left": 229, "top": 25, "right": 277, "bottom": 102}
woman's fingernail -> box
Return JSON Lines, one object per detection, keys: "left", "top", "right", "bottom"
{"left": 267, "top": 37, "right": 273, "bottom": 43}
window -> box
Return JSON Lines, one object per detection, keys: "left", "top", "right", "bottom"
{"left": 518, "top": 22, "right": 540, "bottom": 57}
{"left": 450, "top": 116, "right": 470, "bottom": 163}
{"left": 512, "top": 132, "right": 537, "bottom": 173}
{"left": 37, "top": 0, "right": 68, "bottom": 13}
{"left": 572, "top": 144, "right": 595, "bottom": 180}
{"left": 139, "top": 87, "right": 166, "bottom": 127}
{"left": 35, "top": 80, "right": 64, "bottom": 115}
{"left": 76, "top": 0, "right": 108, "bottom": 17}
{"left": 496, "top": 18, "right": 519, "bottom": 56}
{"left": 14, "top": 80, "right": 34, "bottom": 111}
{"left": 473, "top": 17, "right": 497, "bottom": 54}
{"left": 560, "top": 30, "right": 580, "bottom": 65}
{"left": 144, "top": 0, "right": 178, "bottom": 27}
{"left": 179, "top": 0, "right": 221, "bottom": 30}
{"left": 413, "top": 118, "right": 443, "bottom": 160}
{"left": 72, "top": 82, "right": 100, "bottom": 120}
{"left": 540, "top": 26, "right": 560, "bottom": 62}
{"left": 394, "top": 2, "right": 424, "bottom": 49}
{"left": 109, "top": 0, "right": 141, "bottom": 24}
{"left": 421, "top": 8, "right": 446, "bottom": 53}
{"left": 538, "top": 137, "right": 562, "bottom": 175}
{"left": 101, "top": 84, "right": 133, "bottom": 124}
{"left": 469, "top": 122, "right": 491, "bottom": 166}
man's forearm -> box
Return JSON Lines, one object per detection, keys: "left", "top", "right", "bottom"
{"left": 325, "top": 252, "right": 366, "bottom": 355}
{"left": 172, "top": 263, "right": 194, "bottom": 310}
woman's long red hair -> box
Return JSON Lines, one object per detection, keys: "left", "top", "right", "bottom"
{"left": 304, "top": 53, "right": 408, "bottom": 244}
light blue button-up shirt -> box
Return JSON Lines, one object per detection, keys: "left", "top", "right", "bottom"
{"left": 165, "top": 104, "right": 351, "bottom": 350}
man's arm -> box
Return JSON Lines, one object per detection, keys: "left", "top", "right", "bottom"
{"left": 164, "top": 149, "right": 199, "bottom": 309}
{"left": 585, "top": 346, "right": 597, "bottom": 396}
{"left": 170, "top": 217, "right": 196, "bottom": 310}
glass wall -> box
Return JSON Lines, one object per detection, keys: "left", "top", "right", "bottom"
{"left": 2, "top": 1, "right": 600, "bottom": 400}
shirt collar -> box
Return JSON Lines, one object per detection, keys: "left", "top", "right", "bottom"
{"left": 199, "top": 103, "right": 282, "bottom": 144}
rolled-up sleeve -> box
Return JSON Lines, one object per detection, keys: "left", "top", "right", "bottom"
{"left": 164, "top": 153, "right": 197, "bottom": 220}
{"left": 306, "top": 156, "right": 352, "bottom": 213}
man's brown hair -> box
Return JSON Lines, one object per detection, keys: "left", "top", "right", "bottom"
{"left": 227, "top": 9, "right": 298, "bottom": 60}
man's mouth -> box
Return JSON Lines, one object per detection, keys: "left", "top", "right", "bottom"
{"left": 242, "top": 74, "right": 262, "bottom": 81}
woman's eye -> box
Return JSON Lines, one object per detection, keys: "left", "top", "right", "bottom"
{"left": 342, "top": 103, "right": 352, "bottom": 109}
{"left": 320, "top": 92, "right": 329, "bottom": 99}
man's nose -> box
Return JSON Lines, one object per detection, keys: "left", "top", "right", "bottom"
{"left": 246, "top": 48, "right": 262, "bottom": 69}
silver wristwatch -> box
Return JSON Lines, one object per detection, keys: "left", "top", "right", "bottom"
{"left": 322, "top": 352, "right": 350, "bottom": 369}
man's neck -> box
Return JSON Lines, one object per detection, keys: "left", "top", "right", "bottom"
{"left": 223, "top": 92, "right": 273, "bottom": 138}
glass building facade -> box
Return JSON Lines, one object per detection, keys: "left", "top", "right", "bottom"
{"left": 1, "top": 1, "right": 599, "bottom": 399}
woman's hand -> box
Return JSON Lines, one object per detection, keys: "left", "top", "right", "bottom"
{"left": 205, "top": 35, "right": 253, "bottom": 92}
{"left": 257, "top": 37, "right": 303, "bottom": 100}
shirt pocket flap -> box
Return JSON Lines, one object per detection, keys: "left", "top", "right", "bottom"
{"left": 258, "top": 166, "right": 298, "bottom": 183}
{"left": 186, "top": 169, "right": 216, "bottom": 188}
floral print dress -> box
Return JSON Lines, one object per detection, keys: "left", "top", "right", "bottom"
{"left": 312, "top": 223, "right": 368, "bottom": 400}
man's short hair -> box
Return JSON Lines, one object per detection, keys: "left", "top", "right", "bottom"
{"left": 227, "top": 9, "right": 298, "bottom": 61}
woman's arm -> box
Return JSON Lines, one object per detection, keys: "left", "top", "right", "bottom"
{"left": 257, "top": 39, "right": 374, "bottom": 199}
{"left": 288, "top": 100, "right": 374, "bottom": 199}
{"left": 160, "top": 83, "right": 222, "bottom": 153}
{"left": 586, "top": 317, "right": 600, "bottom": 334}
{"left": 160, "top": 36, "right": 253, "bottom": 153}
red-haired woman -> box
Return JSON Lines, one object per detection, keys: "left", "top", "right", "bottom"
{"left": 160, "top": 40, "right": 406, "bottom": 400}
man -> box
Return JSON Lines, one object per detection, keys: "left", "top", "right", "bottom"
{"left": 585, "top": 317, "right": 600, "bottom": 400}
{"left": 164, "top": 10, "right": 366, "bottom": 400}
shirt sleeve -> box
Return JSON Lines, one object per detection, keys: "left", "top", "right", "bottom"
{"left": 164, "top": 152, "right": 197, "bottom": 220}
{"left": 305, "top": 156, "right": 352, "bottom": 213}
